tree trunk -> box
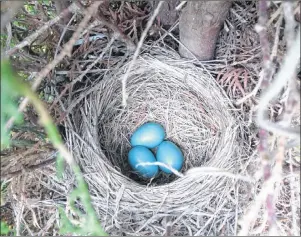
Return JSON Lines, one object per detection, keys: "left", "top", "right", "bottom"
{"left": 179, "top": 1, "right": 232, "bottom": 60}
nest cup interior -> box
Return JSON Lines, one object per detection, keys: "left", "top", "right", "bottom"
{"left": 92, "top": 50, "right": 239, "bottom": 185}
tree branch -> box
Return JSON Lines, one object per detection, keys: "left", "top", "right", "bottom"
{"left": 5, "top": 1, "right": 103, "bottom": 131}
{"left": 256, "top": 29, "right": 300, "bottom": 139}
{"left": 239, "top": 1, "right": 301, "bottom": 235}
{"left": 4, "top": 3, "right": 78, "bottom": 57}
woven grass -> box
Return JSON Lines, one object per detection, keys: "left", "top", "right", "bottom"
{"left": 59, "top": 46, "right": 252, "bottom": 235}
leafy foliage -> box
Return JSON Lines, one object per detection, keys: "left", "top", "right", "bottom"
{"left": 58, "top": 165, "right": 108, "bottom": 236}
{"left": 1, "top": 61, "right": 23, "bottom": 149}
{"left": 0, "top": 221, "right": 13, "bottom": 235}
{"left": 1, "top": 59, "right": 108, "bottom": 235}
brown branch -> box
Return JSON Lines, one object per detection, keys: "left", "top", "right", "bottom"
{"left": 4, "top": 3, "right": 78, "bottom": 57}
{"left": 5, "top": 1, "right": 103, "bottom": 131}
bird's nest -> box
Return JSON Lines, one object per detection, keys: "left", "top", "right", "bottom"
{"left": 59, "top": 46, "right": 252, "bottom": 235}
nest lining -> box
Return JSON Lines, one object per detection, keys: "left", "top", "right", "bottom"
{"left": 63, "top": 47, "right": 250, "bottom": 235}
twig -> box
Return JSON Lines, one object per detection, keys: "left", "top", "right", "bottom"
{"left": 283, "top": 1, "right": 296, "bottom": 46}
{"left": 271, "top": 15, "right": 283, "bottom": 60}
{"left": 267, "top": 4, "right": 282, "bottom": 26}
{"left": 186, "top": 167, "right": 254, "bottom": 183}
{"left": 255, "top": 0, "right": 300, "bottom": 140}
{"left": 5, "top": 1, "right": 103, "bottom": 131}
{"left": 238, "top": 155, "right": 281, "bottom": 235}
{"left": 256, "top": 0, "right": 273, "bottom": 87}
{"left": 175, "top": 1, "right": 187, "bottom": 11}
{"left": 5, "top": 23, "right": 12, "bottom": 51}
{"left": 238, "top": 136, "right": 287, "bottom": 235}
{"left": 122, "top": 1, "right": 164, "bottom": 106}
{"left": 137, "top": 162, "right": 184, "bottom": 178}
{"left": 289, "top": 150, "right": 298, "bottom": 236}
{"left": 239, "top": 2, "right": 278, "bottom": 234}
{"left": 4, "top": 3, "right": 78, "bottom": 57}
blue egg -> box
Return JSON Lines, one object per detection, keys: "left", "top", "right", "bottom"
{"left": 130, "top": 122, "right": 165, "bottom": 149}
{"left": 128, "top": 146, "right": 158, "bottom": 178}
{"left": 156, "top": 141, "right": 184, "bottom": 174}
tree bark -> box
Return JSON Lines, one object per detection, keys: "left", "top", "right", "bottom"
{"left": 179, "top": 1, "right": 232, "bottom": 60}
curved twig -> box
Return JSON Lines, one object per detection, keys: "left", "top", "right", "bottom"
{"left": 256, "top": 28, "right": 300, "bottom": 139}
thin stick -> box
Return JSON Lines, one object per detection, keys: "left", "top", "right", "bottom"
{"left": 186, "top": 167, "right": 254, "bottom": 183}
{"left": 175, "top": 1, "right": 187, "bottom": 11}
{"left": 5, "top": 1, "right": 103, "bottom": 131}
{"left": 137, "top": 162, "right": 184, "bottom": 178}
{"left": 5, "top": 23, "right": 12, "bottom": 51}
{"left": 121, "top": 1, "right": 164, "bottom": 106}
{"left": 4, "top": 3, "right": 78, "bottom": 57}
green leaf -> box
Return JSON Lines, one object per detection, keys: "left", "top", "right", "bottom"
{"left": 56, "top": 154, "right": 64, "bottom": 180}
{"left": 1, "top": 61, "right": 23, "bottom": 150}
{"left": 1, "top": 221, "right": 11, "bottom": 235}
{"left": 58, "top": 207, "right": 80, "bottom": 235}
{"left": 1, "top": 61, "right": 107, "bottom": 236}
{"left": 24, "top": 4, "right": 37, "bottom": 15}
